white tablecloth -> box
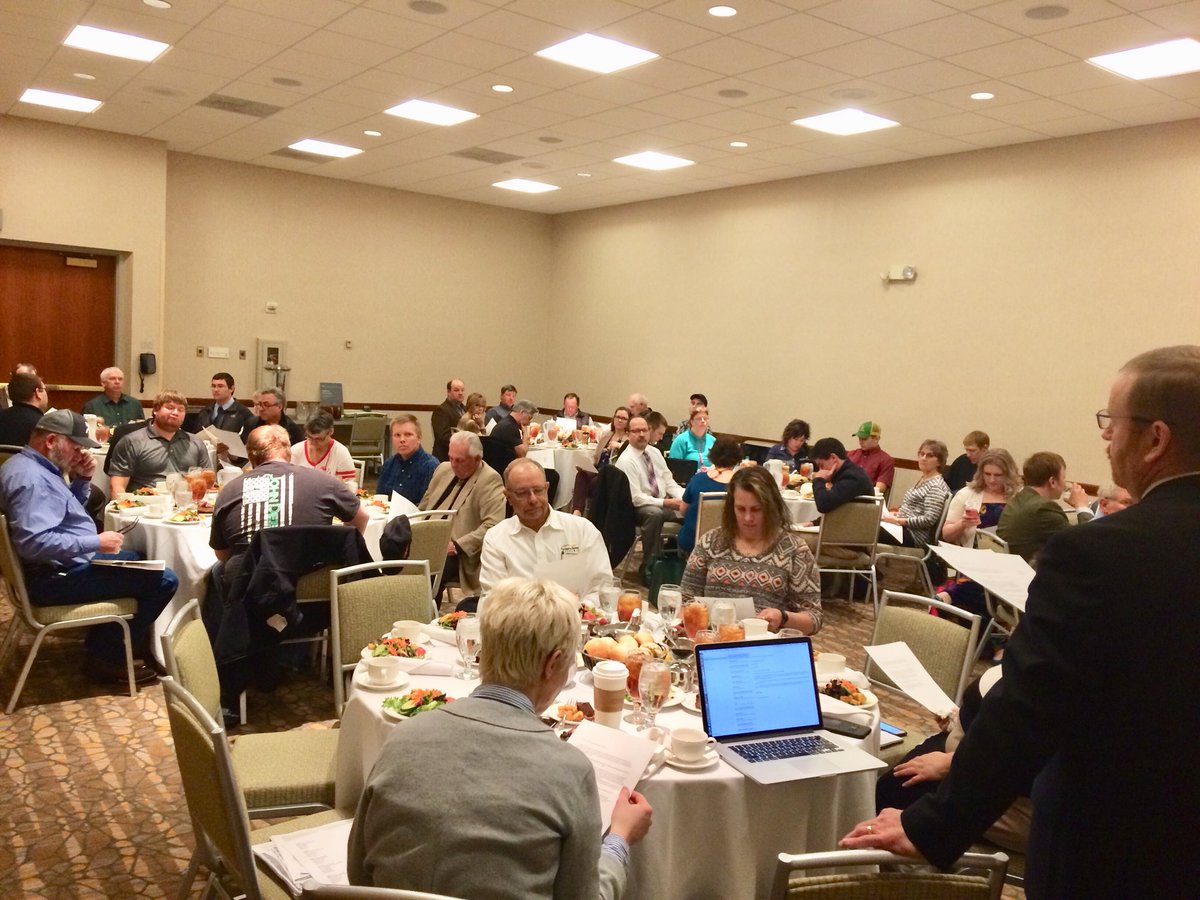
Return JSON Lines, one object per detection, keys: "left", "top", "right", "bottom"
{"left": 782, "top": 492, "right": 819, "bottom": 524}
{"left": 527, "top": 444, "right": 597, "bottom": 508}
{"left": 336, "top": 639, "right": 878, "bottom": 900}
{"left": 89, "top": 446, "right": 110, "bottom": 498}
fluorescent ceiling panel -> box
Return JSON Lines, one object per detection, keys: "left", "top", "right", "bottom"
{"left": 64, "top": 24, "right": 170, "bottom": 62}
{"left": 493, "top": 179, "right": 559, "bottom": 193}
{"left": 793, "top": 108, "right": 899, "bottom": 136}
{"left": 614, "top": 151, "right": 694, "bottom": 170}
{"left": 536, "top": 33, "right": 658, "bottom": 74}
{"left": 385, "top": 99, "right": 478, "bottom": 126}
{"left": 1088, "top": 38, "right": 1200, "bottom": 81}
{"left": 288, "top": 139, "right": 363, "bottom": 158}
{"left": 19, "top": 88, "right": 102, "bottom": 113}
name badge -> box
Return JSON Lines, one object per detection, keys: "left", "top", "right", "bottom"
{"left": 560, "top": 545, "right": 580, "bottom": 558}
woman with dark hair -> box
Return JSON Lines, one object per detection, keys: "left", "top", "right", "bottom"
{"left": 766, "top": 419, "right": 812, "bottom": 469}
{"left": 881, "top": 439, "right": 952, "bottom": 548}
{"left": 680, "top": 466, "right": 822, "bottom": 634}
{"left": 675, "top": 437, "right": 742, "bottom": 554}
{"left": 570, "top": 406, "right": 631, "bottom": 515}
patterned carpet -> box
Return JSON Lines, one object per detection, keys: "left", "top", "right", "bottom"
{"left": 0, "top": 579, "right": 1021, "bottom": 899}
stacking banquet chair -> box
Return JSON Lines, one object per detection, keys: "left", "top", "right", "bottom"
{"left": 348, "top": 414, "right": 387, "bottom": 475}
{"left": 0, "top": 443, "right": 24, "bottom": 465}
{"left": 301, "top": 886, "right": 467, "bottom": 900}
{"left": 873, "top": 495, "right": 953, "bottom": 598}
{"left": 161, "top": 599, "right": 339, "bottom": 817}
{"left": 973, "top": 530, "right": 1022, "bottom": 661}
{"left": 812, "top": 496, "right": 884, "bottom": 612}
{"left": 160, "top": 676, "right": 348, "bottom": 900}
{"left": 0, "top": 512, "right": 138, "bottom": 712}
{"left": 769, "top": 848, "right": 1008, "bottom": 900}
{"left": 405, "top": 510, "right": 457, "bottom": 602}
{"left": 353, "top": 459, "right": 367, "bottom": 489}
{"left": 330, "top": 560, "right": 432, "bottom": 712}
{"left": 695, "top": 491, "right": 727, "bottom": 546}
{"left": 666, "top": 456, "right": 698, "bottom": 487}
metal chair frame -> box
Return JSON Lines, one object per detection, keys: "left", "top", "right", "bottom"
{"left": 813, "top": 496, "right": 884, "bottom": 613}
{"left": 770, "top": 848, "right": 1008, "bottom": 900}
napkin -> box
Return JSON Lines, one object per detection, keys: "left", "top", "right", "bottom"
{"left": 421, "top": 623, "right": 457, "bottom": 645}
{"left": 393, "top": 657, "right": 455, "bottom": 676}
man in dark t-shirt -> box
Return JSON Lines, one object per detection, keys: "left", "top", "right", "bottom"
{"left": 491, "top": 399, "right": 536, "bottom": 460}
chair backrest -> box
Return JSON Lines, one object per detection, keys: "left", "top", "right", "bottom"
{"left": 333, "top": 419, "right": 354, "bottom": 447}
{"left": 407, "top": 512, "right": 456, "bottom": 595}
{"left": 104, "top": 419, "right": 149, "bottom": 475}
{"left": 161, "top": 599, "right": 223, "bottom": 721}
{"left": 865, "top": 591, "right": 981, "bottom": 705}
{"left": 666, "top": 456, "right": 697, "bottom": 486}
{"left": 301, "top": 885, "right": 468, "bottom": 899}
{"left": 349, "top": 414, "right": 387, "bottom": 447}
{"left": 771, "top": 848, "right": 1008, "bottom": 900}
{"left": 0, "top": 443, "right": 23, "bottom": 466}
{"left": 330, "top": 560, "right": 432, "bottom": 710}
{"left": 160, "top": 677, "right": 263, "bottom": 900}
{"left": 696, "top": 491, "right": 727, "bottom": 544}
{"left": 0, "top": 513, "right": 35, "bottom": 628}
{"left": 353, "top": 459, "right": 366, "bottom": 487}
{"left": 975, "top": 530, "right": 1009, "bottom": 554}
{"left": 815, "top": 496, "right": 883, "bottom": 557}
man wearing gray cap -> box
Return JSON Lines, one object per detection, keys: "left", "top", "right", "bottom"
{"left": 0, "top": 410, "right": 177, "bottom": 685}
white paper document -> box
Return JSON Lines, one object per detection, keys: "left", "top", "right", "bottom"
{"left": 556, "top": 417, "right": 578, "bottom": 434}
{"left": 91, "top": 558, "right": 166, "bottom": 570}
{"left": 931, "top": 541, "right": 1034, "bottom": 613}
{"left": 253, "top": 816, "right": 351, "bottom": 897}
{"left": 388, "top": 491, "right": 420, "bottom": 518}
{"left": 197, "top": 425, "right": 247, "bottom": 458}
{"left": 865, "top": 641, "right": 956, "bottom": 717}
{"left": 533, "top": 556, "right": 596, "bottom": 600}
{"left": 567, "top": 720, "right": 658, "bottom": 833}
{"left": 880, "top": 521, "right": 903, "bottom": 542}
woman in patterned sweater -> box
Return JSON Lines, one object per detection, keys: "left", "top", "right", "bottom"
{"left": 680, "top": 466, "right": 822, "bottom": 635}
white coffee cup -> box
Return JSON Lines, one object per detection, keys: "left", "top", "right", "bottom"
{"left": 815, "top": 652, "right": 846, "bottom": 678}
{"left": 741, "top": 617, "right": 768, "bottom": 637}
{"left": 391, "top": 620, "right": 424, "bottom": 641}
{"left": 365, "top": 655, "right": 402, "bottom": 686}
{"left": 592, "top": 660, "right": 629, "bottom": 729}
{"left": 671, "top": 726, "right": 715, "bottom": 761}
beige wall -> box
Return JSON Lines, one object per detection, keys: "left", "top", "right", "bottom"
{"left": 550, "top": 119, "right": 1200, "bottom": 483}
{"left": 0, "top": 116, "right": 167, "bottom": 388}
{"left": 164, "top": 154, "right": 553, "bottom": 408}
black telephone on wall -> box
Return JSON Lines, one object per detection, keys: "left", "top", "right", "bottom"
{"left": 139, "top": 352, "right": 156, "bottom": 391}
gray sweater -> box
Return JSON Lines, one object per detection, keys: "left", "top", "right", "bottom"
{"left": 348, "top": 695, "right": 626, "bottom": 899}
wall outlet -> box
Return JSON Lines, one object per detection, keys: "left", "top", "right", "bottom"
{"left": 195, "top": 346, "right": 204, "bottom": 358}
{"left": 239, "top": 350, "right": 246, "bottom": 360}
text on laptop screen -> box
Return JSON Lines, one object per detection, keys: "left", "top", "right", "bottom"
{"left": 698, "top": 639, "right": 822, "bottom": 740}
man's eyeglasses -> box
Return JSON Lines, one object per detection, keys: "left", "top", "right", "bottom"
{"left": 1095, "top": 409, "right": 1156, "bottom": 429}
{"left": 509, "top": 486, "right": 548, "bottom": 499}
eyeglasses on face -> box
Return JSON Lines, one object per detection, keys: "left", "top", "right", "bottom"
{"left": 1095, "top": 409, "right": 1155, "bottom": 429}
{"left": 509, "top": 485, "right": 548, "bottom": 499}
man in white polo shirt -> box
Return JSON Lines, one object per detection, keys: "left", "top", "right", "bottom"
{"left": 479, "top": 459, "right": 611, "bottom": 607}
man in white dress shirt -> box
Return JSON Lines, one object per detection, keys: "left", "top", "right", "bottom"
{"left": 614, "top": 416, "right": 684, "bottom": 577}
{"left": 479, "top": 459, "right": 612, "bottom": 606}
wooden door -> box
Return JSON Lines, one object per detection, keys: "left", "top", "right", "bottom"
{"left": 0, "top": 244, "right": 117, "bottom": 411}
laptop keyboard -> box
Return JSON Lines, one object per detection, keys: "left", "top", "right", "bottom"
{"left": 730, "top": 734, "right": 842, "bottom": 762}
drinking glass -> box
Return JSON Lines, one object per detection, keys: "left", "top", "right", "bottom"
{"left": 657, "top": 584, "right": 682, "bottom": 633}
{"left": 681, "top": 600, "right": 708, "bottom": 640}
{"left": 529, "top": 421, "right": 540, "bottom": 440}
{"left": 637, "top": 660, "right": 671, "bottom": 731}
{"left": 545, "top": 421, "right": 558, "bottom": 443}
{"left": 623, "top": 649, "right": 650, "bottom": 725}
{"left": 172, "top": 483, "right": 193, "bottom": 511}
{"left": 693, "top": 628, "right": 718, "bottom": 646}
{"left": 455, "top": 617, "right": 481, "bottom": 680}
{"left": 598, "top": 579, "right": 622, "bottom": 624}
{"left": 711, "top": 599, "right": 737, "bottom": 629}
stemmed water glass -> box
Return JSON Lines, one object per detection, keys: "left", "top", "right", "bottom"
{"left": 637, "top": 660, "right": 672, "bottom": 732}
{"left": 455, "top": 616, "right": 481, "bottom": 680}
{"left": 657, "top": 584, "right": 682, "bottom": 636}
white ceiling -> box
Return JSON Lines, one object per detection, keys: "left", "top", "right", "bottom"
{"left": 3, "top": 0, "right": 1199, "bottom": 213}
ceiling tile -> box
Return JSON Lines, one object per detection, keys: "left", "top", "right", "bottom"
{"left": 325, "top": 7, "right": 444, "bottom": 49}
{"left": 176, "top": 27, "right": 281, "bottom": 65}
{"left": 1139, "top": 1, "right": 1200, "bottom": 32}
{"left": 227, "top": 0, "right": 353, "bottom": 29}
{"left": 416, "top": 30, "right": 527, "bottom": 70}
{"left": 600, "top": 10, "right": 719, "bottom": 55}
{"left": 1034, "top": 14, "right": 1175, "bottom": 57}
{"left": 1063, "top": 79, "right": 1186, "bottom": 111}
{"left": 1105, "top": 97, "right": 1200, "bottom": 124}
{"left": 290, "top": 31, "right": 400, "bottom": 68}
{"left": 199, "top": 6, "right": 318, "bottom": 47}
{"left": 806, "top": 37, "right": 931, "bottom": 77}
{"left": 1033, "top": 111, "right": 1123, "bottom": 136}
{"left": 807, "top": 0, "right": 954, "bottom": 34}
{"left": 982, "top": 96, "right": 1091, "bottom": 125}
{"left": 884, "top": 13, "right": 1021, "bottom": 56}
{"left": 740, "top": 57, "right": 848, "bottom": 92}
{"left": 1003, "top": 60, "right": 1120, "bottom": 95}
{"left": 736, "top": 13, "right": 864, "bottom": 56}
{"left": 946, "top": 38, "right": 1076, "bottom": 78}
{"left": 970, "top": 0, "right": 1130, "bottom": 37}
{"left": 671, "top": 35, "right": 789, "bottom": 76}
{"left": 870, "top": 59, "right": 983, "bottom": 93}
{"left": 456, "top": 8, "right": 574, "bottom": 53}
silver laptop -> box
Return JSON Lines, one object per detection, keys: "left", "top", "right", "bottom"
{"left": 695, "top": 637, "right": 886, "bottom": 785}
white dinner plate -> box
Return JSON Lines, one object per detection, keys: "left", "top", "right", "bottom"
{"left": 664, "top": 747, "right": 718, "bottom": 771}
{"left": 353, "top": 669, "right": 411, "bottom": 692}
{"left": 164, "top": 517, "right": 202, "bottom": 525}
{"left": 381, "top": 703, "right": 415, "bottom": 723}
{"left": 681, "top": 692, "right": 702, "bottom": 714}
{"left": 625, "top": 685, "right": 683, "bottom": 709}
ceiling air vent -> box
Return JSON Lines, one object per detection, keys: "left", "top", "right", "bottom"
{"left": 197, "top": 93, "right": 283, "bottom": 118}
{"left": 450, "top": 147, "right": 523, "bottom": 165}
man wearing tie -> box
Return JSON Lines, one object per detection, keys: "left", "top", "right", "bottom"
{"left": 615, "top": 416, "right": 684, "bottom": 579}
{"left": 196, "top": 372, "right": 255, "bottom": 435}
{"left": 417, "top": 431, "right": 505, "bottom": 597}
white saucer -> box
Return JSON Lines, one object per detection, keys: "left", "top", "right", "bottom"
{"left": 681, "top": 692, "right": 702, "bottom": 714}
{"left": 664, "top": 747, "right": 718, "bottom": 770}
{"left": 354, "top": 669, "right": 411, "bottom": 692}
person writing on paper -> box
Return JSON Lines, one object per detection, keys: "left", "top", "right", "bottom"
{"left": 375, "top": 415, "right": 438, "bottom": 504}
{"left": 349, "top": 577, "right": 653, "bottom": 898}
{"left": 681, "top": 466, "right": 822, "bottom": 635}
{"left": 479, "top": 459, "right": 612, "bottom": 606}
{"left": 290, "top": 411, "right": 357, "bottom": 482}
{"left": 841, "top": 346, "right": 1200, "bottom": 898}
{"left": 0, "top": 410, "right": 177, "bottom": 686}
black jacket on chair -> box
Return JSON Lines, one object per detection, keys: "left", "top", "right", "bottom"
{"left": 588, "top": 464, "right": 636, "bottom": 568}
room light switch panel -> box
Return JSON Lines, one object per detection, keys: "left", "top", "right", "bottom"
{"left": 207, "top": 346, "right": 230, "bottom": 359}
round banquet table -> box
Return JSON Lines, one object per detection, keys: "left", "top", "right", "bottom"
{"left": 527, "top": 443, "right": 597, "bottom": 508}
{"left": 335, "top": 631, "right": 879, "bottom": 900}
{"left": 782, "top": 491, "right": 819, "bottom": 524}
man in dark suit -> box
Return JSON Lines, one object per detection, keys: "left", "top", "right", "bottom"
{"left": 196, "top": 371, "right": 255, "bottom": 435}
{"left": 431, "top": 378, "right": 466, "bottom": 461}
{"left": 842, "top": 345, "right": 1200, "bottom": 899}
{"left": 0, "top": 372, "right": 48, "bottom": 446}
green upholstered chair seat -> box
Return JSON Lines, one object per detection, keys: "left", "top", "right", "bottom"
{"left": 232, "top": 728, "right": 339, "bottom": 810}
{"left": 31, "top": 598, "right": 138, "bottom": 625}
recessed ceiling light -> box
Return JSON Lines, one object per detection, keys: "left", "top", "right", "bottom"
{"left": 74, "top": 72, "right": 96, "bottom": 81}
{"left": 143, "top": 0, "right": 172, "bottom": 8}
{"left": 494, "top": 179, "right": 559, "bottom": 193}
{"left": 970, "top": 91, "right": 995, "bottom": 100}
{"left": 831, "top": 87, "right": 875, "bottom": 101}
{"left": 64, "top": 24, "right": 170, "bottom": 62}
{"left": 384, "top": 99, "right": 477, "bottom": 126}
{"left": 793, "top": 108, "right": 899, "bottom": 136}
{"left": 577, "top": 172, "right": 592, "bottom": 177}
{"left": 409, "top": 0, "right": 447, "bottom": 13}
{"left": 491, "top": 84, "right": 514, "bottom": 93}
{"left": 709, "top": 5, "right": 737, "bottom": 16}
{"left": 363, "top": 130, "right": 382, "bottom": 137}
{"left": 717, "top": 88, "right": 749, "bottom": 98}
{"left": 1089, "top": 38, "right": 1200, "bottom": 80}
{"left": 288, "top": 139, "right": 362, "bottom": 158}
{"left": 272, "top": 76, "right": 302, "bottom": 87}
{"left": 614, "top": 151, "right": 694, "bottom": 171}
{"left": 19, "top": 88, "right": 102, "bottom": 113}
{"left": 729, "top": 140, "right": 749, "bottom": 148}
{"left": 538, "top": 136, "right": 563, "bottom": 144}
{"left": 536, "top": 33, "right": 658, "bottom": 74}
{"left": 1024, "top": 4, "right": 1069, "bottom": 20}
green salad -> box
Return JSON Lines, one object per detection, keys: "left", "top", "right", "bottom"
{"left": 382, "top": 688, "right": 453, "bottom": 718}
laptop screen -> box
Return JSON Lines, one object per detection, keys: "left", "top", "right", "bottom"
{"left": 696, "top": 637, "right": 823, "bottom": 741}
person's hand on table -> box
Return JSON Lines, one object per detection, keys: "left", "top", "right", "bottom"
{"left": 757, "top": 608, "right": 784, "bottom": 632}
{"left": 98, "top": 531, "right": 125, "bottom": 554}
{"left": 892, "top": 751, "right": 952, "bottom": 787}
{"left": 840, "top": 808, "right": 921, "bottom": 857}
{"left": 608, "top": 787, "right": 653, "bottom": 846}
